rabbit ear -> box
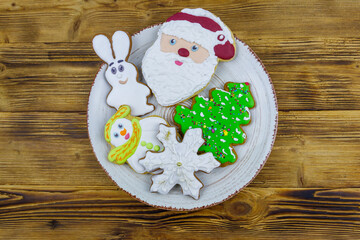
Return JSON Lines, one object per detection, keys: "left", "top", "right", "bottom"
{"left": 112, "top": 31, "right": 131, "bottom": 60}
{"left": 92, "top": 34, "right": 114, "bottom": 64}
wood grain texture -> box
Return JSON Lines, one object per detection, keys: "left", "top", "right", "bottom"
{"left": 1, "top": 186, "right": 360, "bottom": 239}
{"left": 0, "top": 0, "right": 359, "bottom": 42}
{"left": 0, "top": 0, "right": 360, "bottom": 238}
{"left": 0, "top": 111, "right": 358, "bottom": 188}
{"left": 1, "top": 38, "right": 359, "bottom": 111}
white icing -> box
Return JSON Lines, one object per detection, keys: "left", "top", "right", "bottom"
{"left": 222, "top": 116, "right": 228, "bottom": 120}
{"left": 200, "top": 112, "right": 204, "bottom": 117}
{"left": 127, "top": 117, "right": 167, "bottom": 173}
{"left": 232, "top": 106, "right": 235, "bottom": 110}
{"left": 142, "top": 24, "right": 218, "bottom": 106}
{"left": 235, "top": 117, "right": 240, "bottom": 121}
{"left": 242, "top": 133, "right": 246, "bottom": 139}
{"left": 240, "top": 84, "right": 244, "bottom": 88}
{"left": 243, "top": 107, "right": 251, "bottom": 121}
{"left": 199, "top": 104, "right": 205, "bottom": 108}
{"left": 108, "top": 116, "right": 167, "bottom": 173}
{"left": 225, "top": 96, "right": 229, "bottom": 101}
{"left": 220, "top": 139, "right": 225, "bottom": 143}
{"left": 93, "top": 31, "right": 154, "bottom": 116}
{"left": 229, "top": 147, "right": 236, "bottom": 158}
{"left": 235, "top": 128, "right": 241, "bottom": 134}
{"left": 246, "top": 98, "right": 249, "bottom": 102}
{"left": 209, "top": 118, "right": 216, "bottom": 122}
{"left": 234, "top": 138, "right": 238, "bottom": 141}
{"left": 110, "top": 118, "right": 134, "bottom": 147}
{"left": 198, "top": 95, "right": 209, "bottom": 101}
{"left": 140, "top": 125, "right": 220, "bottom": 199}
{"left": 238, "top": 93, "right": 243, "bottom": 98}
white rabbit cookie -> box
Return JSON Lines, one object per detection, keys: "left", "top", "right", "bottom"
{"left": 93, "top": 31, "right": 154, "bottom": 116}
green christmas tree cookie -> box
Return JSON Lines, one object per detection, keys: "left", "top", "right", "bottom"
{"left": 174, "top": 82, "right": 255, "bottom": 165}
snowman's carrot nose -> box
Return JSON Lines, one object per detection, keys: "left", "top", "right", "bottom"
{"left": 120, "top": 128, "right": 127, "bottom": 136}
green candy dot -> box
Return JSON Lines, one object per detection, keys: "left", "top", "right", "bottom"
{"left": 141, "top": 141, "right": 146, "bottom": 146}
{"left": 154, "top": 145, "right": 160, "bottom": 152}
{"left": 146, "top": 143, "right": 153, "bottom": 149}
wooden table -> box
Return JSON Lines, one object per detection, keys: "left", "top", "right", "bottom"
{"left": 1, "top": 1, "right": 359, "bottom": 239}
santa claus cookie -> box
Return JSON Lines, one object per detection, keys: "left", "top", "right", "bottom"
{"left": 93, "top": 31, "right": 154, "bottom": 116}
{"left": 142, "top": 8, "right": 236, "bottom": 107}
{"left": 104, "top": 105, "right": 167, "bottom": 173}
{"left": 140, "top": 125, "right": 220, "bottom": 199}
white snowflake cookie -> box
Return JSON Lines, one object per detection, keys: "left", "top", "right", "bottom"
{"left": 140, "top": 125, "right": 220, "bottom": 199}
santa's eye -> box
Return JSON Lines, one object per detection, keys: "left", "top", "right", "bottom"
{"left": 118, "top": 65, "right": 124, "bottom": 72}
{"left": 114, "top": 133, "right": 119, "bottom": 138}
{"left": 170, "top": 39, "right": 176, "bottom": 45}
{"left": 111, "top": 67, "right": 117, "bottom": 74}
{"left": 191, "top": 45, "right": 199, "bottom": 52}
{"left": 118, "top": 124, "right": 123, "bottom": 129}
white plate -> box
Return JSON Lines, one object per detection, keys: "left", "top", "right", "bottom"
{"left": 87, "top": 25, "right": 278, "bottom": 211}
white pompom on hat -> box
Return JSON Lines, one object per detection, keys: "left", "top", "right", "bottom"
{"left": 159, "top": 8, "right": 236, "bottom": 60}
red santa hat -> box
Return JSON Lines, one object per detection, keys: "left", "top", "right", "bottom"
{"left": 159, "top": 8, "right": 236, "bottom": 60}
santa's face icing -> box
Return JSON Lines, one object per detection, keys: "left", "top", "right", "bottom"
{"left": 142, "top": 35, "right": 218, "bottom": 106}
{"left": 160, "top": 34, "right": 210, "bottom": 64}
{"left": 110, "top": 118, "right": 133, "bottom": 147}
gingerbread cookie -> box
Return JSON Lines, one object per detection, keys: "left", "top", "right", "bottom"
{"left": 142, "top": 8, "right": 236, "bottom": 107}
{"left": 105, "top": 105, "right": 167, "bottom": 173}
{"left": 174, "top": 82, "right": 255, "bottom": 165}
{"left": 93, "top": 31, "right": 154, "bottom": 116}
{"left": 140, "top": 125, "right": 220, "bottom": 199}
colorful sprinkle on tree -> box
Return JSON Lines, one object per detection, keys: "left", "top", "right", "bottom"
{"left": 174, "top": 82, "right": 255, "bottom": 164}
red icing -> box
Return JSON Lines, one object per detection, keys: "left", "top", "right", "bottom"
{"left": 217, "top": 34, "right": 225, "bottom": 41}
{"left": 166, "top": 12, "right": 222, "bottom": 32}
{"left": 245, "top": 82, "right": 249, "bottom": 85}
{"left": 125, "top": 133, "right": 130, "bottom": 140}
{"left": 178, "top": 48, "right": 190, "bottom": 57}
{"left": 214, "top": 41, "right": 235, "bottom": 60}
{"left": 175, "top": 60, "right": 183, "bottom": 66}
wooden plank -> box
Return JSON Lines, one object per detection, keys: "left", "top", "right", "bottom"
{"left": 0, "top": 0, "right": 359, "bottom": 43}
{"left": 0, "top": 62, "right": 98, "bottom": 112}
{"left": 248, "top": 38, "right": 360, "bottom": 111}
{"left": 0, "top": 111, "right": 113, "bottom": 186}
{"left": 0, "top": 38, "right": 359, "bottom": 112}
{"left": 2, "top": 38, "right": 359, "bottom": 64}
{"left": 0, "top": 110, "right": 359, "bottom": 187}
{"left": 0, "top": 0, "right": 358, "bottom": 238}
{"left": 1, "top": 186, "right": 360, "bottom": 239}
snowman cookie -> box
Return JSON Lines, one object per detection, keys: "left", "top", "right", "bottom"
{"left": 93, "top": 31, "right": 154, "bottom": 116}
{"left": 142, "top": 8, "right": 236, "bottom": 106}
{"left": 104, "top": 105, "right": 167, "bottom": 173}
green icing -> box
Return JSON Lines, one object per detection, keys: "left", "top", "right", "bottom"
{"left": 154, "top": 145, "right": 160, "bottom": 152}
{"left": 174, "top": 82, "right": 255, "bottom": 164}
{"left": 141, "top": 141, "right": 146, "bottom": 146}
{"left": 146, "top": 143, "right": 153, "bottom": 149}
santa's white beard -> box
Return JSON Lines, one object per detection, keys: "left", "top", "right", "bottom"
{"left": 142, "top": 39, "right": 218, "bottom": 106}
